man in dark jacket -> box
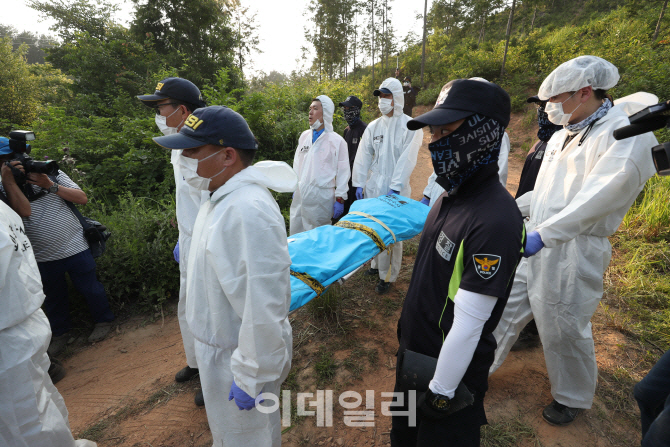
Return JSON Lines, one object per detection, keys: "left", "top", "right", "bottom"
{"left": 339, "top": 96, "right": 367, "bottom": 217}
{"left": 402, "top": 77, "right": 420, "bottom": 117}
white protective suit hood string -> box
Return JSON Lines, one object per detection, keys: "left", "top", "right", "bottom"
{"left": 377, "top": 77, "right": 405, "bottom": 118}
{"left": 316, "top": 95, "right": 335, "bottom": 132}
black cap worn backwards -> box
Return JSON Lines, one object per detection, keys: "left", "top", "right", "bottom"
{"left": 137, "top": 77, "right": 207, "bottom": 109}
{"left": 407, "top": 79, "right": 511, "bottom": 130}
{"left": 152, "top": 106, "right": 258, "bottom": 151}
{"left": 373, "top": 87, "right": 393, "bottom": 96}
{"left": 339, "top": 95, "right": 363, "bottom": 108}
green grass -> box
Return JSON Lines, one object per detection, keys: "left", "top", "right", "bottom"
{"left": 481, "top": 415, "right": 541, "bottom": 447}
{"left": 314, "top": 347, "right": 338, "bottom": 386}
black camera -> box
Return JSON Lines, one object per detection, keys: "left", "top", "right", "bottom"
{"left": 7, "top": 131, "right": 60, "bottom": 183}
{"left": 613, "top": 101, "right": 670, "bottom": 176}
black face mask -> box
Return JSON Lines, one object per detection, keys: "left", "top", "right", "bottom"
{"left": 428, "top": 114, "right": 503, "bottom": 193}
{"left": 537, "top": 106, "right": 563, "bottom": 142}
{"left": 343, "top": 107, "right": 361, "bottom": 126}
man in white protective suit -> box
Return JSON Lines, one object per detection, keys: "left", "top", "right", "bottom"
{"left": 289, "top": 95, "right": 350, "bottom": 235}
{"left": 420, "top": 78, "right": 511, "bottom": 206}
{"left": 0, "top": 200, "right": 96, "bottom": 447}
{"left": 153, "top": 105, "right": 297, "bottom": 446}
{"left": 490, "top": 55, "right": 658, "bottom": 426}
{"left": 351, "top": 77, "right": 423, "bottom": 294}
{"left": 137, "top": 77, "right": 208, "bottom": 406}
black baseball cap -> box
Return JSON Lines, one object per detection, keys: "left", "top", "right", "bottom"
{"left": 152, "top": 106, "right": 258, "bottom": 151}
{"left": 373, "top": 87, "right": 393, "bottom": 96}
{"left": 526, "top": 95, "right": 545, "bottom": 104}
{"left": 137, "top": 77, "right": 207, "bottom": 109}
{"left": 339, "top": 96, "right": 363, "bottom": 108}
{"left": 407, "top": 79, "right": 511, "bottom": 130}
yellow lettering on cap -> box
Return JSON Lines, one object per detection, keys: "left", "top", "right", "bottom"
{"left": 156, "top": 82, "right": 164, "bottom": 91}
{"left": 185, "top": 115, "right": 204, "bottom": 130}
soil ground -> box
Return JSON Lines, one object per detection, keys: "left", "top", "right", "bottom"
{"left": 55, "top": 106, "right": 649, "bottom": 447}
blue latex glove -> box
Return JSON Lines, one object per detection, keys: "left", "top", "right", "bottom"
{"left": 420, "top": 197, "right": 430, "bottom": 206}
{"left": 355, "top": 187, "right": 364, "bottom": 200}
{"left": 388, "top": 189, "right": 399, "bottom": 195}
{"left": 228, "top": 380, "right": 263, "bottom": 411}
{"left": 333, "top": 201, "right": 344, "bottom": 219}
{"left": 173, "top": 241, "right": 179, "bottom": 263}
{"left": 523, "top": 231, "right": 544, "bottom": 258}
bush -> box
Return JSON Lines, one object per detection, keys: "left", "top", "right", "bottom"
{"left": 86, "top": 193, "right": 179, "bottom": 312}
{"left": 417, "top": 86, "right": 441, "bottom": 106}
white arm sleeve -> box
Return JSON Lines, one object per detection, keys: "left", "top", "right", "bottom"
{"left": 428, "top": 288, "right": 498, "bottom": 398}
{"left": 497, "top": 132, "right": 510, "bottom": 188}
{"left": 351, "top": 127, "right": 373, "bottom": 188}
{"left": 334, "top": 138, "right": 351, "bottom": 200}
{"left": 423, "top": 171, "right": 437, "bottom": 198}
{"left": 516, "top": 191, "right": 533, "bottom": 218}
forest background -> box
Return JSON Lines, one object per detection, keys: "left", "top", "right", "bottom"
{"left": 1, "top": 0, "right": 669, "bottom": 353}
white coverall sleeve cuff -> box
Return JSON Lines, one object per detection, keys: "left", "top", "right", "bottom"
{"left": 428, "top": 289, "right": 498, "bottom": 398}
{"left": 515, "top": 191, "right": 532, "bottom": 218}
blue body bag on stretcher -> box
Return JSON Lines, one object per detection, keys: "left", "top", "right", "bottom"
{"left": 288, "top": 194, "right": 430, "bottom": 311}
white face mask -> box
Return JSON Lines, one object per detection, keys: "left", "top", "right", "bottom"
{"left": 403, "top": 82, "right": 410, "bottom": 87}
{"left": 545, "top": 91, "right": 583, "bottom": 126}
{"left": 310, "top": 119, "right": 323, "bottom": 130}
{"left": 179, "top": 149, "right": 227, "bottom": 191}
{"left": 155, "top": 106, "right": 183, "bottom": 136}
{"left": 378, "top": 98, "right": 394, "bottom": 115}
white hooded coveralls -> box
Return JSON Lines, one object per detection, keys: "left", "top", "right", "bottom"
{"left": 0, "top": 201, "right": 96, "bottom": 447}
{"left": 422, "top": 132, "right": 511, "bottom": 206}
{"left": 290, "top": 95, "right": 350, "bottom": 235}
{"left": 490, "top": 101, "right": 658, "bottom": 409}
{"left": 170, "top": 150, "right": 201, "bottom": 369}
{"left": 351, "top": 78, "right": 423, "bottom": 282}
{"left": 185, "top": 161, "right": 297, "bottom": 446}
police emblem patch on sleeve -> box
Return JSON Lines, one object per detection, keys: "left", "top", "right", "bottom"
{"left": 473, "top": 254, "right": 501, "bottom": 280}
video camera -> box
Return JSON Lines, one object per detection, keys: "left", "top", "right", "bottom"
{"left": 613, "top": 101, "right": 670, "bottom": 175}
{"left": 6, "top": 131, "right": 60, "bottom": 183}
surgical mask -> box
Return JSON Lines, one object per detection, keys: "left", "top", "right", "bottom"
{"left": 378, "top": 98, "right": 393, "bottom": 115}
{"left": 310, "top": 119, "right": 323, "bottom": 130}
{"left": 536, "top": 106, "right": 563, "bottom": 142}
{"left": 428, "top": 114, "right": 503, "bottom": 192}
{"left": 155, "top": 106, "right": 183, "bottom": 136}
{"left": 179, "top": 150, "right": 227, "bottom": 191}
{"left": 403, "top": 82, "right": 410, "bottom": 87}
{"left": 545, "top": 92, "right": 583, "bottom": 126}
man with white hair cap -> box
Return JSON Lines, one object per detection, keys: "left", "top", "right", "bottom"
{"left": 351, "top": 77, "right": 423, "bottom": 294}
{"left": 490, "top": 55, "right": 658, "bottom": 426}
{"left": 290, "top": 95, "right": 350, "bottom": 235}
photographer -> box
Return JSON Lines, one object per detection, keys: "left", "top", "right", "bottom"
{"left": 0, "top": 137, "right": 31, "bottom": 217}
{"left": 2, "top": 144, "right": 116, "bottom": 355}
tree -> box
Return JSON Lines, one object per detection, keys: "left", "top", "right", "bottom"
{"left": 230, "top": 6, "right": 262, "bottom": 76}
{"left": 500, "top": 0, "right": 516, "bottom": 77}
{"left": 0, "top": 38, "right": 40, "bottom": 131}
{"left": 28, "top": 0, "right": 119, "bottom": 41}
{"left": 420, "top": 0, "right": 428, "bottom": 87}
{"left": 653, "top": 0, "right": 669, "bottom": 41}
{"left": 130, "top": 0, "right": 240, "bottom": 88}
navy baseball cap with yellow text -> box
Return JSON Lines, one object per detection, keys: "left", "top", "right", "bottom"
{"left": 152, "top": 106, "right": 258, "bottom": 151}
{"left": 137, "top": 77, "right": 207, "bottom": 109}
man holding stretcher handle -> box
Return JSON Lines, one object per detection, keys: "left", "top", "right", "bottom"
{"left": 389, "top": 79, "right": 525, "bottom": 446}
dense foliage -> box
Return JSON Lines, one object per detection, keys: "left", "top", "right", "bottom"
{"left": 1, "top": 0, "right": 669, "bottom": 318}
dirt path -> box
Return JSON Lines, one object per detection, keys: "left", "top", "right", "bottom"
{"left": 56, "top": 111, "right": 643, "bottom": 447}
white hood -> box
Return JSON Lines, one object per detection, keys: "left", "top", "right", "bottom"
{"left": 316, "top": 95, "right": 335, "bottom": 132}
{"left": 613, "top": 92, "right": 659, "bottom": 117}
{"left": 212, "top": 160, "right": 297, "bottom": 202}
{"left": 379, "top": 78, "right": 405, "bottom": 117}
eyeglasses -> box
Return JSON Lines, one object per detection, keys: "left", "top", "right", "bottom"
{"left": 155, "top": 103, "right": 180, "bottom": 115}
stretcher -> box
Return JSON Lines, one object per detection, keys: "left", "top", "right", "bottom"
{"left": 288, "top": 194, "right": 430, "bottom": 311}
